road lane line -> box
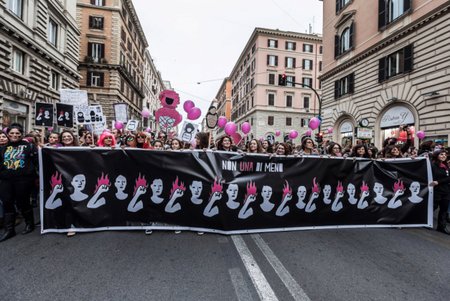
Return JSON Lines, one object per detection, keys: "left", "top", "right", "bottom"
{"left": 229, "top": 267, "right": 255, "bottom": 301}
{"left": 231, "top": 235, "right": 279, "bottom": 301}
{"left": 252, "top": 234, "right": 311, "bottom": 301}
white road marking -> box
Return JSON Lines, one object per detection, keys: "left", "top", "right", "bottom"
{"left": 229, "top": 267, "right": 255, "bottom": 301}
{"left": 231, "top": 235, "right": 279, "bottom": 301}
{"left": 252, "top": 234, "right": 311, "bottom": 301}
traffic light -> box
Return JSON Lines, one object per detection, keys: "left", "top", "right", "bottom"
{"left": 278, "top": 74, "right": 287, "bottom": 86}
{"left": 315, "top": 132, "right": 323, "bottom": 144}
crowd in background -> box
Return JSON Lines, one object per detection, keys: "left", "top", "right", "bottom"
{"left": 0, "top": 123, "right": 449, "bottom": 242}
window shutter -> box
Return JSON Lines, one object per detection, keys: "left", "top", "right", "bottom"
{"left": 348, "top": 73, "right": 354, "bottom": 94}
{"left": 293, "top": 58, "right": 296, "bottom": 68}
{"left": 334, "top": 81, "right": 339, "bottom": 99}
{"left": 87, "top": 72, "right": 92, "bottom": 86}
{"left": 292, "top": 76, "right": 296, "bottom": 87}
{"left": 99, "top": 73, "right": 104, "bottom": 87}
{"left": 267, "top": 55, "right": 270, "bottom": 65}
{"left": 88, "top": 42, "right": 92, "bottom": 57}
{"left": 275, "top": 40, "right": 278, "bottom": 48}
{"left": 404, "top": 0, "right": 411, "bottom": 12}
{"left": 285, "top": 41, "right": 288, "bottom": 50}
{"left": 293, "top": 42, "right": 296, "bottom": 51}
{"left": 349, "top": 22, "right": 354, "bottom": 49}
{"left": 302, "top": 59, "right": 305, "bottom": 69}
{"left": 308, "top": 59, "right": 312, "bottom": 70}
{"left": 285, "top": 57, "right": 288, "bottom": 68}
{"left": 90, "top": 0, "right": 95, "bottom": 4}
{"left": 302, "top": 44, "right": 306, "bottom": 52}
{"left": 334, "top": 35, "right": 339, "bottom": 58}
{"left": 378, "top": 0, "right": 386, "bottom": 29}
{"left": 275, "top": 56, "right": 278, "bottom": 66}
{"left": 403, "top": 44, "right": 413, "bottom": 73}
{"left": 336, "top": 0, "right": 340, "bottom": 14}
{"left": 89, "top": 16, "right": 93, "bottom": 28}
{"left": 378, "top": 58, "right": 386, "bottom": 82}
{"left": 267, "top": 39, "right": 270, "bottom": 47}
{"left": 100, "top": 44, "right": 105, "bottom": 58}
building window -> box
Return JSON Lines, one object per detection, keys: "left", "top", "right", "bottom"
{"left": 286, "top": 41, "right": 296, "bottom": 51}
{"left": 302, "top": 77, "right": 312, "bottom": 87}
{"left": 11, "top": 48, "right": 24, "bottom": 74}
{"left": 50, "top": 71, "right": 60, "bottom": 90}
{"left": 334, "top": 73, "right": 355, "bottom": 99}
{"left": 304, "top": 96, "right": 310, "bottom": 109}
{"left": 7, "top": 0, "right": 23, "bottom": 19}
{"left": 335, "top": 23, "right": 354, "bottom": 57}
{"left": 336, "top": 0, "right": 351, "bottom": 14}
{"left": 285, "top": 57, "right": 296, "bottom": 68}
{"left": 286, "top": 117, "right": 292, "bottom": 126}
{"left": 379, "top": 0, "right": 412, "bottom": 29}
{"left": 319, "top": 61, "right": 322, "bottom": 71}
{"left": 121, "top": 28, "right": 126, "bottom": 41}
{"left": 379, "top": 45, "right": 413, "bottom": 82}
{"left": 268, "top": 39, "right": 278, "bottom": 48}
{"left": 48, "top": 19, "right": 58, "bottom": 47}
{"left": 319, "top": 46, "right": 323, "bottom": 54}
{"left": 268, "top": 93, "right": 275, "bottom": 106}
{"left": 268, "top": 116, "right": 274, "bottom": 126}
{"left": 301, "top": 119, "right": 307, "bottom": 127}
{"left": 286, "top": 95, "right": 293, "bottom": 107}
{"left": 88, "top": 71, "right": 105, "bottom": 87}
{"left": 88, "top": 42, "right": 105, "bottom": 63}
{"left": 267, "top": 55, "right": 278, "bottom": 66}
{"left": 268, "top": 74, "right": 275, "bottom": 85}
{"left": 91, "top": 0, "right": 104, "bottom": 6}
{"left": 303, "top": 44, "right": 313, "bottom": 53}
{"left": 251, "top": 44, "right": 256, "bottom": 54}
{"left": 302, "top": 59, "right": 313, "bottom": 70}
{"left": 89, "top": 16, "right": 104, "bottom": 30}
{"left": 286, "top": 76, "right": 295, "bottom": 87}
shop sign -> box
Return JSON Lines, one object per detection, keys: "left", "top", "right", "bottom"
{"left": 380, "top": 106, "right": 414, "bottom": 128}
{"left": 357, "top": 127, "right": 373, "bottom": 139}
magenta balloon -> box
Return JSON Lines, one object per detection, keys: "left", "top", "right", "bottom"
{"left": 2, "top": 128, "right": 8, "bottom": 134}
{"left": 224, "top": 122, "right": 237, "bottom": 136}
{"left": 141, "top": 108, "right": 151, "bottom": 118}
{"left": 183, "top": 100, "right": 195, "bottom": 113}
{"left": 416, "top": 131, "right": 425, "bottom": 140}
{"left": 231, "top": 132, "right": 242, "bottom": 145}
{"left": 309, "top": 117, "right": 320, "bottom": 130}
{"left": 48, "top": 127, "right": 54, "bottom": 132}
{"left": 145, "top": 127, "right": 151, "bottom": 132}
{"left": 289, "top": 130, "right": 298, "bottom": 139}
{"left": 275, "top": 130, "right": 281, "bottom": 137}
{"left": 305, "top": 129, "right": 312, "bottom": 136}
{"left": 187, "top": 107, "right": 202, "bottom": 120}
{"left": 241, "top": 122, "right": 251, "bottom": 134}
{"left": 114, "top": 121, "right": 124, "bottom": 130}
{"left": 327, "top": 127, "right": 333, "bottom": 134}
{"left": 218, "top": 116, "right": 227, "bottom": 128}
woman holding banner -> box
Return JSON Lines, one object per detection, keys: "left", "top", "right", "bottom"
{"left": 429, "top": 149, "right": 450, "bottom": 235}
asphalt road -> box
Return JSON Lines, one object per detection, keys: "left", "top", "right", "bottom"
{"left": 1, "top": 223, "right": 449, "bottom": 301}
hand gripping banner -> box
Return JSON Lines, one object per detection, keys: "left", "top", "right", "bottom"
{"left": 39, "top": 148, "right": 433, "bottom": 234}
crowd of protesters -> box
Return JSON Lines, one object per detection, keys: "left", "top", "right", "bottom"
{"left": 0, "top": 123, "right": 449, "bottom": 242}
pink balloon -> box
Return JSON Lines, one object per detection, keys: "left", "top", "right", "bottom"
{"left": 218, "top": 116, "right": 227, "bottom": 128}
{"left": 416, "top": 131, "right": 426, "bottom": 140}
{"left": 305, "top": 129, "right": 312, "bottom": 136}
{"left": 309, "top": 117, "right": 321, "bottom": 130}
{"left": 231, "top": 132, "right": 242, "bottom": 145}
{"left": 48, "top": 127, "right": 54, "bottom": 132}
{"left": 187, "top": 107, "right": 202, "bottom": 120}
{"left": 145, "top": 127, "right": 151, "bottom": 132}
{"left": 114, "top": 121, "right": 124, "bottom": 130}
{"left": 289, "top": 130, "right": 298, "bottom": 139}
{"left": 327, "top": 127, "right": 333, "bottom": 134}
{"left": 275, "top": 130, "right": 281, "bottom": 137}
{"left": 2, "top": 128, "right": 7, "bottom": 134}
{"left": 183, "top": 100, "right": 195, "bottom": 113}
{"left": 141, "top": 108, "right": 151, "bottom": 118}
{"left": 241, "top": 122, "right": 251, "bottom": 134}
{"left": 224, "top": 122, "right": 237, "bottom": 136}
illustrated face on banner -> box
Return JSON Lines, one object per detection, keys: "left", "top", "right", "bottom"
{"left": 226, "top": 184, "right": 239, "bottom": 201}
{"left": 151, "top": 179, "right": 163, "bottom": 196}
{"left": 45, "top": 171, "right": 63, "bottom": 210}
{"left": 323, "top": 185, "right": 332, "bottom": 199}
{"left": 408, "top": 181, "right": 423, "bottom": 204}
{"left": 115, "top": 175, "right": 128, "bottom": 201}
{"left": 373, "top": 182, "right": 384, "bottom": 195}
{"left": 347, "top": 183, "right": 356, "bottom": 197}
{"left": 190, "top": 181, "right": 203, "bottom": 198}
{"left": 261, "top": 186, "right": 272, "bottom": 201}
{"left": 44, "top": 110, "right": 50, "bottom": 119}
{"left": 70, "top": 174, "right": 88, "bottom": 202}
{"left": 297, "top": 186, "right": 307, "bottom": 200}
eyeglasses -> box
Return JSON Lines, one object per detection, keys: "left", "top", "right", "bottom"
{"left": 137, "top": 136, "right": 145, "bottom": 139}
{"left": 127, "top": 137, "right": 135, "bottom": 141}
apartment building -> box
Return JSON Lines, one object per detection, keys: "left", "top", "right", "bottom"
{"left": 142, "top": 50, "right": 165, "bottom": 130}
{"left": 229, "top": 28, "right": 323, "bottom": 144}
{"left": 77, "top": 0, "right": 164, "bottom": 125}
{"left": 0, "top": 0, "right": 80, "bottom": 131}
{"left": 320, "top": 0, "right": 450, "bottom": 148}
{"left": 212, "top": 78, "right": 232, "bottom": 137}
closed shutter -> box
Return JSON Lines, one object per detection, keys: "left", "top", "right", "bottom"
{"left": 404, "top": 0, "right": 411, "bottom": 12}
{"left": 378, "top": 58, "right": 386, "bottom": 82}
{"left": 378, "top": 0, "right": 386, "bottom": 29}
{"left": 336, "top": 0, "right": 340, "bottom": 14}
{"left": 275, "top": 56, "right": 278, "bottom": 66}
{"left": 99, "top": 73, "right": 104, "bottom": 87}
{"left": 293, "top": 42, "right": 296, "bottom": 50}
{"left": 334, "top": 80, "right": 339, "bottom": 99}
{"left": 293, "top": 58, "right": 296, "bottom": 68}
{"left": 267, "top": 55, "right": 270, "bottom": 65}
{"left": 292, "top": 76, "right": 296, "bottom": 87}
{"left": 348, "top": 73, "right": 354, "bottom": 94}
{"left": 349, "top": 22, "right": 354, "bottom": 49}
{"left": 334, "top": 35, "right": 339, "bottom": 58}
{"left": 403, "top": 44, "right": 413, "bottom": 73}
{"left": 87, "top": 71, "right": 92, "bottom": 86}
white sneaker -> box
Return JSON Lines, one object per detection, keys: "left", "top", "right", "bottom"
{"left": 197, "top": 232, "right": 204, "bottom": 235}
{"left": 145, "top": 229, "right": 153, "bottom": 235}
{"left": 174, "top": 230, "right": 181, "bottom": 234}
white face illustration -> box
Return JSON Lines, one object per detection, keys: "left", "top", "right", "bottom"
{"left": 71, "top": 174, "right": 86, "bottom": 191}
{"left": 409, "top": 182, "right": 420, "bottom": 195}
{"left": 347, "top": 183, "right": 356, "bottom": 196}
{"left": 227, "top": 184, "right": 239, "bottom": 201}
{"left": 297, "top": 186, "right": 306, "bottom": 199}
{"left": 151, "top": 179, "right": 163, "bottom": 196}
{"left": 373, "top": 183, "right": 384, "bottom": 195}
{"left": 261, "top": 186, "right": 272, "bottom": 201}
{"left": 190, "top": 181, "right": 203, "bottom": 197}
{"left": 323, "top": 185, "right": 331, "bottom": 198}
{"left": 115, "top": 175, "right": 127, "bottom": 191}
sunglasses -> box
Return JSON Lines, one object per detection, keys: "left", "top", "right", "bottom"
{"left": 127, "top": 137, "right": 135, "bottom": 141}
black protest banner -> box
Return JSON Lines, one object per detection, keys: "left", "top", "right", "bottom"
{"left": 35, "top": 102, "right": 54, "bottom": 126}
{"left": 56, "top": 103, "right": 74, "bottom": 128}
{"left": 40, "top": 148, "right": 432, "bottom": 234}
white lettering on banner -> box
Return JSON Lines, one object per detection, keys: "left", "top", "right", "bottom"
{"left": 222, "top": 160, "right": 283, "bottom": 173}
{"left": 380, "top": 106, "right": 415, "bottom": 128}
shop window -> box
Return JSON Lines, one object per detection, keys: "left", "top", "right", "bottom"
{"left": 379, "top": 0, "right": 412, "bottom": 29}
{"left": 379, "top": 45, "right": 413, "bottom": 82}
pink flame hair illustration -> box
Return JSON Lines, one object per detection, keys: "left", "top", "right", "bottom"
{"left": 170, "top": 176, "right": 186, "bottom": 195}
{"left": 336, "top": 181, "right": 344, "bottom": 193}
{"left": 282, "top": 181, "right": 292, "bottom": 199}
{"left": 211, "top": 178, "right": 223, "bottom": 194}
{"left": 50, "top": 171, "right": 62, "bottom": 193}
{"left": 312, "top": 177, "right": 320, "bottom": 193}
{"left": 94, "top": 173, "right": 110, "bottom": 193}
{"left": 360, "top": 181, "right": 369, "bottom": 192}
{"left": 133, "top": 173, "right": 148, "bottom": 195}
{"left": 393, "top": 180, "right": 405, "bottom": 192}
{"left": 244, "top": 181, "right": 257, "bottom": 200}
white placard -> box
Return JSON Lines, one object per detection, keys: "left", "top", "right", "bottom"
{"left": 178, "top": 121, "right": 199, "bottom": 142}
{"left": 60, "top": 89, "right": 88, "bottom": 105}
{"left": 114, "top": 103, "right": 128, "bottom": 122}
{"left": 125, "top": 120, "right": 139, "bottom": 132}
{"left": 380, "top": 106, "right": 414, "bottom": 128}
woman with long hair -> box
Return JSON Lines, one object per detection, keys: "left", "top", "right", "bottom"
{"left": 59, "top": 130, "right": 79, "bottom": 147}
{"left": 327, "top": 142, "right": 343, "bottom": 157}
{"left": 97, "top": 131, "right": 117, "bottom": 147}
{"left": 216, "top": 135, "right": 236, "bottom": 152}
{"left": 383, "top": 144, "right": 404, "bottom": 158}
{"left": 299, "top": 138, "right": 318, "bottom": 155}
{"left": 170, "top": 138, "right": 184, "bottom": 150}
{"left": 136, "top": 131, "right": 151, "bottom": 149}
{"left": 275, "top": 142, "right": 292, "bottom": 156}
{"left": 350, "top": 144, "right": 370, "bottom": 158}
{"left": 261, "top": 139, "right": 273, "bottom": 154}
{"left": 429, "top": 149, "right": 450, "bottom": 234}
{"left": 246, "top": 139, "right": 263, "bottom": 153}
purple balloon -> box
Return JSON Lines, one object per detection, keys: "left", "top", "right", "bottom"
{"left": 275, "top": 130, "right": 281, "bottom": 137}
{"left": 289, "top": 130, "right": 298, "bottom": 139}
{"left": 416, "top": 131, "right": 425, "bottom": 140}
{"left": 114, "top": 121, "right": 124, "bottom": 130}
{"left": 48, "top": 127, "right": 54, "bottom": 132}
{"left": 187, "top": 107, "right": 202, "bottom": 120}
{"left": 2, "top": 128, "right": 8, "bottom": 134}
{"left": 327, "top": 127, "right": 333, "bottom": 134}
{"left": 305, "top": 129, "right": 312, "bottom": 136}
{"left": 183, "top": 100, "right": 195, "bottom": 113}
{"left": 241, "top": 122, "right": 251, "bottom": 135}
{"left": 309, "top": 117, "right": 321, "bottom": 130}
{"left": 145, "top": 127, "right": 151, "bottom": 132}
{"left": 141, "top": 108, "right": 151, "bottom": 118}
{"left": 224, "top": 122, "right": 237, "bottom": 136}
{"left": 217, "top": 116, "right": 227, "bottom": 128}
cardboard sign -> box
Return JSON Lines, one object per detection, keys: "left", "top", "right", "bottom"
{"left": 35, "top": 102, "right": 54, "bottom": 126}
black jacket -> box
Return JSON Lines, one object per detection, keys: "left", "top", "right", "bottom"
{"left": 0, "top": 140, "right": 38, "bottom": 179}
{"left": 431, "top": 161, "right": 450, "bottom": 195}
